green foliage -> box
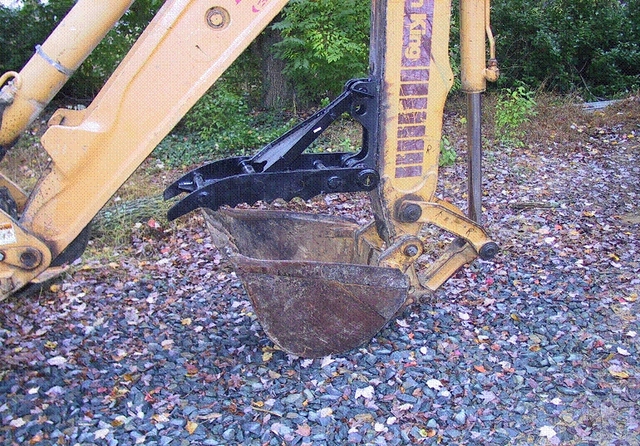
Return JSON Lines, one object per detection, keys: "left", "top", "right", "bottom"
{"left": 494, "top": 85, "right": 537, "bottom": 147}
{"left": 272, "top": 0, "right": 370, "bottom": 103}
{"left": 183, "top": 83, "right": 252, "bottom": 144}
{"left": 157, "top": 105, "right": 295, "bottom": 167}
{"left": 0, "top": 0, "right": 163, "bottom": 99}
{"left": 448, "top": 1, "right": 462, "bottom": 93}
{"left": 153, "top": 134, "right": 219, "bottom": 168}
{"left": 160, "top": 56, "right": 295, "bottom": 166}
{"left": 439, "top": 136, "right": 458, "bottom": 167}
{"left": 177, "top": 55, "right": 295, "bottom": 161}
{"left": 3, "top": 0, "right": 638, "bottom": 118}
{"left": 0, "top": 0, "right": 75, "bottom": 74}
{"left": 492, "top": 0, "right": 639, "bottom": 98}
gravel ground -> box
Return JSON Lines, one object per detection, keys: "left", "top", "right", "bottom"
{"left": 1, "top": 98, "right": 638, "bottom": 445}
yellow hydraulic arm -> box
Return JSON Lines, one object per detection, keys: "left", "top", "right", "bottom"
{"left": 0, "top": 0, "right": 290, "bottom": 294}
{"left": 0, "top": 0, "right": 498, "bottom": 356}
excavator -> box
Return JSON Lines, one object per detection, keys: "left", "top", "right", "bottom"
{"left": 0, "top": 0, "right": 499, "bottom": 357}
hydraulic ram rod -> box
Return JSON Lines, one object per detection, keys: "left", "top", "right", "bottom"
{"left": 459, "top": 0, "right": 499, "bottom": 224}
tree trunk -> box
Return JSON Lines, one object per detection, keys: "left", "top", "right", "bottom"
{"left": 253, "top": 26, "right": 293, "bottom": 109}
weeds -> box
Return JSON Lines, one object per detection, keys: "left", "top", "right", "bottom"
{"left": 439, "top": 136, "right": 458, "bottom": 167}
{"left": 494, "top": 85, "right": 537, "bottom": 148}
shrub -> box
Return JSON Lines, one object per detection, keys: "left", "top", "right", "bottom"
{"left": 494, "top": 85, "right": 537, "bottom": 147}
{"left": 272, "top": 0, "right": 370, "bottom": 103}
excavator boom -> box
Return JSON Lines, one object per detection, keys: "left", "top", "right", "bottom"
{"left": 0, "top": 0, "right": 498, "bottom": 356}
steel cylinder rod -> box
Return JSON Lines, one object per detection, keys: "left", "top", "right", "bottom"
{"left": 460, "top": 0, "right": 498, "bottom": 224}
{"left": 467, "top": 92, "right": 483, "bottom": 224}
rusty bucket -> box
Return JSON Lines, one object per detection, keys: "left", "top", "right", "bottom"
{"left": 203, "top": 208, "right": 409, "bottom": 357}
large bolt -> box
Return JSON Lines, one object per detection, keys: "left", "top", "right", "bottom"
{"left": 404, "top": 244, "right": 420, "bottom": 257}
{"left": 327, "top": 176, "right": 344, "bottom": 190}
{"left": 19, "top": 249, "right": 40, "bottom": 269}
{"left": 356, "top": 169, "right": 379, "bottom": 191}
{"left": 398, "top": 203, "right": 422, "bottom": 223}
{"left": 206, "top": 7, "right": 230, "bottom": 30}
{"left": 479, "top": 242, "right": 499, "bottom": 260}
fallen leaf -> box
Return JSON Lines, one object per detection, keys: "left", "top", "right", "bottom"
{"left": 197, "top": 413, "right": 222, "bottom": 422}
{"left": 47, "top": 356, "right": 67, "bottom": 366}
{"left": 111, "top": 415, "right": 127, "bottom": 427}
{"left": 270, "top": 422, "right": 284, "bottom": 435}
{"left": 623, "top": 293, "right": 638, "bottom": 302}
{"left": 354, "top": 413, "right": 375, "bottom": 423}
{"left": 10, "top": 418, "right": 26, "bottom": 428}
{"left": 617, "top": 347, "right": 631, "bottom": 356}
{"left": 320, "top": 356, "right": 335, "bottom": 368}
{"left": 296, "top": 423, "right": 311, "bottom": 437}
{"left": 185, "top": 363, "right": 199, "bottom": 377}
{"left": 426, "top": 379, "right": 443, "bottom": 390}
{"left": 474, "top": 365, "right": 487, "bottom": 373}
{"left": 539, "top": 425, "right": 557, "bottom": 439}
{"left": 152, "top": 413, "right": 170, "bottom": 423}
{"left": 396, "top": 319, "right": 410, "bottom": 328}
{"left": 94, "top": 428, "right": 110, "bottom": 440}
{"left": 479, "top": 390, "right": 497, "bottom": 404}
{"left": 111, "top": 349, "right": 127, "bottom": 361}
{"left": 387, "top": 416, "right": 397, "bottom": 425}
{"left": 424, "top": 428, "right": 436, "bottom": 437}
{"left": 608, "top": 365, "right": 630, "bottom": 379}
{"left": 354, "top": 385, "right": 374, "bottom": 400}
{"left": 29, "top": 434, "right": 43, "bottom": 444}
{"left": 185, "top": 420, "right": 198, "bottom": 435}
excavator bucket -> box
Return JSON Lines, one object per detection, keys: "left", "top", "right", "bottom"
{"left": 203, "top": 208, "right": 409, "bottom": 357}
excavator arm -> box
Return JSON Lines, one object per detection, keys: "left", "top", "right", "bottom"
{"left": 0, "top": 0, "right": 498, "bottom": 356}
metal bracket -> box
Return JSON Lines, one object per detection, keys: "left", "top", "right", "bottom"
{"left": 164, "top": 78, "right": 381, "bottom": 220}
{"left": 35, "top": 45, "right": 75, "bottom": 77}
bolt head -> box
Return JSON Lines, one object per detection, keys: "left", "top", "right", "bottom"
{"left": 356, "top": 169, "right": 379, "bottom": 191}
{"left": 398, "top": 203, "right": 422, "bottom": 223}
{"left": 404, "top": 244, "right": 419, "bottom": 257}
{"left": 327, "top": 176, "right": 345, "bottom": 190}
{"left": 479, "top": 242, "right": 499, "bottom": 260}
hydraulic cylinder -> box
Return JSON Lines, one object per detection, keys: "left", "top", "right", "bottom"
{"left": 0, "top": 0, "right": 133, "bottom": 148}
